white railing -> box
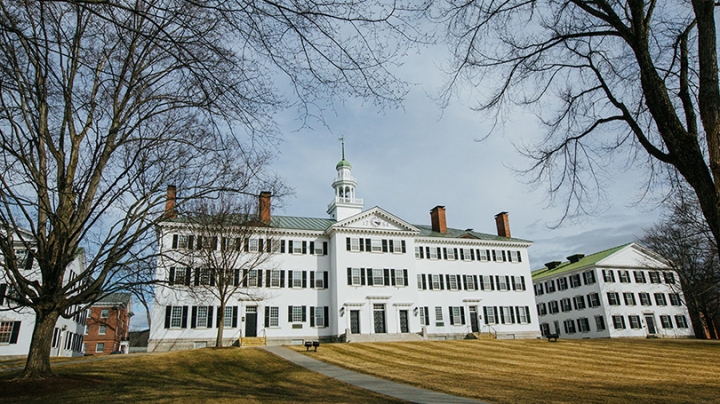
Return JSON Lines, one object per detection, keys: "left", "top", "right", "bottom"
{"left": 328, "top": 197, "right": 363, "bottom": 210}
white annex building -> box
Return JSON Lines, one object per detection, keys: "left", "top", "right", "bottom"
{"left": 149, "top": 152, "right": 541, "bottom": 350}
{"left": 532, "top": 243, "right": 694, "bottom": 339}
{"left": 0, "top": 228, "right": 87, "bottom": 357}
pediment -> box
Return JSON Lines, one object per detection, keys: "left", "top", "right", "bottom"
{"left": 330, "top": 207, "right": 419, "bottom": 233}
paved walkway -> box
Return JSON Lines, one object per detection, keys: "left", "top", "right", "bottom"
{"left": 262, "top": 346, "right": 486, "bottom": 404}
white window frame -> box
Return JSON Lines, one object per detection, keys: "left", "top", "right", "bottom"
{"left": 612, "top": 315, "right": 626, "bottom": 329}
{"left": 577, "top": 317, "right": 590, "bottom": 332}
{"left": 314, "top": 306, "right": 325, "bottom": 327}
{"left": 99, "top": 325, "right": 106, "bottom": 335}
{"left": 481, "top": 275, "right": 492, "bottom": 290}
{"left": 392, "top": 240, "right": 403, "bottom": 253}
{"left": 292, "top": 270, "right": 303, "bottom": 288}
{"left": 431, "top": 274, "right": 441, "bottom": 290}
{"left": 96, "top": 342, "right": 104, "bottom": 353}
{"left": 595, "top": 315, "right": 606, "bottom": 331}
{"left": 270, "top": 270, "right": 281, "bottom": 288}
{"left": 660, "top": 315, "right": 673, "bottom": 328}
{"left": 564, "top": 319, "right": 576, "bottom": 334}
{"left": 371, "top": 239, "right": 383, "bottom": 253}
{"left": 501, "top": 306, "right": 514, "bottom": 324}
{"left": 314, "top": 272, "right": 324, "bottom": 289}
{"left": 639, "top": 292, "right": 651, "bottom": 306}
{"left": 446, "top": 248, "right": 456, "bottom": 260}
{"left": 561, "top": 298, "right": 572, "bottom": 312}
{"left": 177, "top": 235, "right": 191, "bottom": 249}
{"left": 292, "top": 306, "right": 303, "bottom": 323}
{"left": 417, "top": 274, "right": 423, "bottom": 289}
{"left": 419, "top": 307, "right": 428, "bottom": 326}
{"left": 478, "top": 249, "right": 489, "bottom": 261}
{"left": 655, "top": 293, "right": 667, "bottom": 306}
{"left": 628, "top": 315, "right": 641, "bottom": 329}
{"left": 350, "top": 238, "right": 360, "bottom": 252}
{"left": 414, "top": 246, "right": 421, "bottom": 259}
{"left": 485, "top": 307, "right": 497, "bottom": 324}
{"left": 549, "top": 301, "right": 559, "bottom": 314}
{"left": 451, "top": 307, "right": 463, "bottom": 325}
{"left": 619, "top": 270, "right": 631, "bottom": 283}
{"left": 435, "top": 306, "right": 443, "bottom": 322}
{"left": 428, "top": 248, "right": 438, "bottom": 260}
{"left": 248, "top": 269, "right": 258, "bottom": 287}
{"left": 196, "top": 306, "right": 209, "bottom": 328}
{"left": 373, "top": 268, "right": 384, "bottom": 285}
{"left": 462, "top": 248, "right": 473, "bottom": 261}
{"left": 101, "top": 309, "right": 109, "bottom": 318}
{"left": 574, "top": 295, "right": 586, "bottom": 310}
{"left": 649, "top": 271, "right": 661, "bottom": 284}
{"left": 517, "top": 307, "right": 529, "bottom": 324}
{"left": 675, "top": 315, "right": 688, "bottom": 328}
{"left": 170, "top": 306, "right": 183, "bottom": 328}
{"left": 351, "top": 268, "right": 361, "bottom": 286}
{"left": 497, "top": 276, "right": 508, "bottom": 291}
{"left": 513, "top": 277, "right": 524, "bottom": 291}
{"left": 448, "top": 275, "right": 458, "bottom": 290}
{"left": 494, "top": 250, "right": 504, "bottom": 262}
{"left": 466, "top": 275, "right": 475, "bottom": 290}
{"left": 508, "top": 250, "right": 521, "bottom": 263}
{"left": 634, "top": 271, "right": 646, "bottom": 283}
{"left": 268, "top": 307, "right": 279, "bottom": 327}
{"left": 292, "top": 240, "right": 303, "bottom": 254}
{"left": 394, "top": 270, "right": 405, "bottom": 286}
{"left": 224, "top": 306, "right": 234, "bottom": 327}
{"left": 248, "top": 238, "right": 259, "bottom": 253}
{"left": 313, "top": 242, "right": 324, "bottom": 255}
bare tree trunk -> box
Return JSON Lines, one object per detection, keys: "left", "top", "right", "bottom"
{"left": 216, "top": 304, "right": 225, "bottom": 348}
{"left": 21, "top": 310, "right": 60, "bottom": 380}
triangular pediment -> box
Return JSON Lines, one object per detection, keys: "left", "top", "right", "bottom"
{"left": 329, "top": 207, "right": 419, "bottom": 233}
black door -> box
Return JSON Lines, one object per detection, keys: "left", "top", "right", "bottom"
{"left": 245, "top": 307, "right": 257, "bottom": 337}
{"left": 373, "top": 304, "right": 386, "bottom": 333}
{"left": 645, "top": 315, "right": 657, "bottom": 335}
{"left": 399, "top": 310, "right": 409, "bottom": 333}
{"left": 469, "top": 307, "right": 480, "bottom": 333}
{"left": 350, "top": 310, "right": 360, "bottom": 334}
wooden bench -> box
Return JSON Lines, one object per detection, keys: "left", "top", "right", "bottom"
{"left": 304, "top": 340, "right": 320, "bottom": 352}
{"left": 547, "top": 333, "right": 559, "bottom": 342}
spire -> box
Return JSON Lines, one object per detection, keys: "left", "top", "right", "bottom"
{"left": 328, "top": 135, "right": 362, "bottom": 220}
{"left": 339, "top": 135, "right": 345, "bottom": 160}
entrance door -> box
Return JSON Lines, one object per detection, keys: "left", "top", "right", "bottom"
{"left": 245, "top": 306, "right": 257, "bottom": 337}
{"left": 469, "top": 306, "right": 480, "bottom": 333}
{"left": 645, "top": 315, "right": 657, "bottom": 335}
{"left": 399, "top": 310, "right": 409, "bottom": 333}
{"left": 373, "top": 304, "right": 386, "bottom": 333}
{"left": 350, "top": 310, "right": 360, "bottom": 334}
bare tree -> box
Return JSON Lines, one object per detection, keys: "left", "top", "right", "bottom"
{"left": 437, "top": 1, "right": 720, "bottom": 238}
{"left": 0, "top": 0, "right": 424, "bottom": 379}
{"left": 173, "top": 194, "right": 277, "bottom": 348}
{"left": 642, "top": 188, "right": 720, "bottom": 339}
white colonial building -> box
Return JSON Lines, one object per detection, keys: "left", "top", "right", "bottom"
{"left": 148, "top": 154, "right": 540, "bottom": 350}
{"left": 532, "top": 243, "right": 694, "bottom": 339}
{"left": 0, "top": 228, "right": 87, "bottom": 357}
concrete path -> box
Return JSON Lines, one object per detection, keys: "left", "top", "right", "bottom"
{"left": 262, "top": 346, "right": 486, "bottom": 404}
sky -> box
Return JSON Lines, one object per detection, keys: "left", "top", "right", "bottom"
{"left": 131, "top": 37, "right": 666, "bottom": 332}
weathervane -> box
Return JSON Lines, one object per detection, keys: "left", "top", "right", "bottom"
{"left": 338, "top": 135, "right": 345, "bottom": 159}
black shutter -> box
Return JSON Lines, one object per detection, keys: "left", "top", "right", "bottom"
{"left": 490, "top": 276, "right": 495, "bottom": 290}
{"left": 185, "top": 268, "right": 191, "bottom": 286}
{"left": 365, "top": 239, "right": 371, "bottom": 251}
{"left": 258, "top": 239, "right": 264, "bottom": 252}
{"left": 164, "top": 306, "right": 171, "bottom": 328}
{"left": 510, "top": 307, "right": 515, "bottom": 324}
{"left": 494, "top": 307, "right": 498, "bottom": 323}
{"left": 384, "top": 268, "right": 390, "bottom": 286}
{"left": 367, "top": 268, "right": 374, "bottom": 286}
{"left": 288, "top": 306, "right": 293, "bottom": 322}
{"left": 266, "top": 270, "right": 271, "bottom": 287}
{"left": 420, "top": 246, "right": 424, "bottom": 258}
{"left": 492, "top": 250, "right": 497, "bottom": 261}
{"left": 440, "top": 274, "right": 445, "bottom": 290}
{"left": 188, "top": 235, "right": 194, "bottom": 250}
{"left": 243, "top": 269, "right": 249, "bottom": 287}
{"left": 460, "top": 249, "right": 465, "bottom": 260}
{"left": 525, "top": 306, "right": 531, "bottom": 323}
{"left": 471, "top": 249, "right": 475, "bottom": 260}
{"left": 207, "top": 306, "right": 214, "bottom": 328}
{"left": 445, "top": 274, "right": 450, "bottom": 289}
{"left": 194, "top": 269, "right": 200, "bottom": 286}
{"left": 181, "top": 306, "right": 188, "bottom": 328}
{"left": 9, "top": 322, "right": 21, "bottom": 344}
{"left": 302, "top": 306, "right": 307, "bottom": 322}
{"left": 265, "top": 307, "right": 270, "bottom": 327}
{"left": 302, "top": 271, "right": 307, "bottom": 288}
{"left": 461, "top": 307, "right": 466, "bottom": 325}
{"left": 233, "top": 269, "right": 240, "bottom": 287}
{"left": 518, "top": 251, "right": 522, "bottom": 262}
{"left": 480, "top": 276, "right": 485, "bottom": 290}
{"left": 449, "top": 307, "right": 454, "bottom": 325}
{"left": 232, "top": 307, "right": 238, "bottom": 328}
{"left": 210, "top": 269, "right": 216, "bottom": 286}
{"left": 310, "top": 241, "right": 315, "bottom": 255}
{"left": 391, "top": 269, "right": 396, "bottom": 286}
{"left": 422, "top": 274, "right": 427, "bottom": 290}
{"left": 521, "top": 277, "right": 526, "bottom": 291}
{"left": 401, "top": 240, "right": 406, "bottom": 253}
{"left": 443, "top": 248, "right": 447, "bottom": 260}
{"left": 346, "top": 237, "right": 351, "bottom": 251}
{"left": 506, "top": 276, "right": 511, "bottom": 290}
{"left": 324, "top": 272, "right": 329, "bottom": 288}
{"left": 216, "top": 307, "right": 222, "bottom": 328}
{"left": 382, "top": 239, "right": 388, "bottom": 253}
{"left": 302, "top": 241, "right": 307, "bottom": 254}
{"left": 0, "top": 284, "right": 6, "bottom": 305}
{"left": 191, "top": 306, "right": 197, "bottom": 328}
{"left": 280, "top": 270, "right": 285, "bottom": 287}
{"left": 361, "top": 268, "right": 366, "bottom": 285}
{"left": 462, "top": 275, "right": 467, "bottom": 290}
{"left": 425, "top": 247, "right": 430, "bottom": 258}
{"left": 281, "top": 240, "right": 286, "bottom": 253}
{"left": 454, "top": 248, "right": 458, "bottom": 260}
{"left": 324, "top": 307, "right": 329, "bottom": 328}
{"left": 288, "top": 240, "right": 293, "bottom": 253}
{"left": 483, "top": 307, "right": 489, "bottom": 324}
{"left": 267, "top": 239, "right": 272, "bottom": 253}
{"left": 169, "top": 267, "right": 175, "bottom": 285}
{"left": 288, "top": 270, "right": 294, "bottom": 287}
{"left": 403, "top": 269, "right": 408, "bottom": 287}
{"left": 257, "top": 269, "right": 263, "bottom": 287}
{"left": 474, "top": 275, "right": 478, "bottom": 290}
{"left": 244, "top": 238, "right": 249, "bottom": 252}
{"left": 502, "top": 251, "right": 507, "bottom": 262}
{"left": 323, "top": 242, "right": 328, "bottom": 255}
{"left": 347, "top": 268, "right": 352, "bottom": 285}
{"left": 512, "top": 276, "right": 516, "bottom": 291}
{"left": 172, "top": 235, "right": 178, "bottom": 249}
{"left": 310, "top": 307, "right": 315, "bottom": 327}
{"left": 360, "top": 239, "right": 365, "bottom": 252}
{"left": 310, "top": 272, "right": 315, "bottom": 288}
{"left": 428, "top": 275, "right": 433, "bottom": 290}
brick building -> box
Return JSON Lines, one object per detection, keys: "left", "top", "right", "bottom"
{"left": 84, "top": 293, "right": 133, "bottom": 355}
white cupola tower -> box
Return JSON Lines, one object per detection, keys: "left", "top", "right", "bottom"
{"left": 327, "top": 138, "right": 363, "bottom": 220}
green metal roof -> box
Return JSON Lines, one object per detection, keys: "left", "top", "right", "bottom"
{"left": 531, "top": 243, "right": 632, "bottom": 280}
{"left": 269, "top": 216, "right": 336, "bottom": 231}
{"left": 336, "top": 159, "right": 352, "bottom": 169}
{"left": 96, "top": 292, "right": 132, "bottom": 305}
{"left": 414, "top": 224, "right": 530, "bottom": 243}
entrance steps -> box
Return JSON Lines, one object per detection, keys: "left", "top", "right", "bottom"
{"left": 345, "top": 333, "right": 424, "bottom": 343}
{"left": 240, "top": 337, "right": 267, "bottom": 347}
{"left": 465, "top": 332, "right": 496, "bottom": 340}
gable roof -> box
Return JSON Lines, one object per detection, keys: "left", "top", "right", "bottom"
{"left": 330, "top": 207, "right": 420, "bottom": 233}
{"left": 531, "top": 243, "right": 632, "bottom": 280}
{"left": 415, "top": 224, "right": 530, "bottom": 243}
{"left": 95, "top": 292, "right": 132, "bottom": 306}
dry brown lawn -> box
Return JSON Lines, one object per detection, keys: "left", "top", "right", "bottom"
{"left": 293, "top": 338, "right": 720, "bottom": 403}
{"left": 0, "top": 348, "right": 407, "bottom": 403}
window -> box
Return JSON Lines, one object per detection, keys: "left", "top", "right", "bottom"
{"left": 291, "top": 240, "right": 303, "bottom": 254}
{"left": 351, "top": 268, "right": 361, "bottom": 286}
{"left": 428, "top": 247, "right": 439, "bottom": 260}
{"left": 607, "top": 292, "right": 620, "bottom": 306}
{"left": 350, "top": 238, "right": 360, "bottom": 252}
{"left": 664, "top": 272, "right": 676, "bottom": 284}
{"left": 654, "top": 293, "right": 667, "bottom": 306}
{"left": 508, "top": 250, "right": 522, "bottom": 263}
{"left": 619, "top": 271, "right": 631, "bottom": 283}
{"left": 675, "top": 315, "right": 689, "bottom": 328}
{"left": 199, "top": 268, "right": 213, "bottom": 286}
{"left": 517, "top": 306, "right": 530, "bottom": 324}
{"left": 462, "top": 248, "right": 474, "bottom": 261}
{"left": 545, "top": 280, "right": 556, "bottom": 293}
{"left": 270, "top": 270, "right": 281, "bottom": 288}
{"left": 540, "top": 323, "right": 550, "bottom": 337}
{"left": 588, "top": 293, "right": 601, "bottom": 308}
{"left": 602, "top": 270, "right": 615, "bottom": 282}
{"left": 196, "top": 306, "right": 209, "bottom": 328}
{"left": 291, "top": 306, "right": 304, "bottom": 323}
{"left": 224, "top": 307, "right": 234, "bottom": 328}
{"left": 628, "top": 315, "right": 641, "bottom": 329}
{"left": 266, "top": 307, "right": 279, "bottom": 327}
{"left": 669, "top": 293, "right": 682, "bottom": 306}
{"left": 534, "top": 283, "right": 544, "bottom": 296}
{"left": 0, "top": 322, "right": 20, "bottom": 344}
{"left": 431, "top": 274, "right": 441, "bottom": 290}
{"left": 649, "top": 271, "right": 661, "bottom": 284}
{"left": 176, "top": 235, "right": 193, "bottom": 249}
{"left": 477, "top": 249, "right": 489, "bottom": 261}
{"left": 548, "top": 301, "right": 559, "bottom": 314}
{"left": 484, "top": 306, "right": 497, "bottom": 324}
{"left": 373, "top": 268, "right": 384, "bottom": 286}
{"left": 577, "top": 317, "right": 590, "bottom": 333}
{"left": 573, "top": 296, "right": 586, "bottom": 310}
{"left": 446, "top": 248, "right": 456, "bottom": 260}
{"left": 493, "top": 250, "right": 505, "bottom": 262}
{"left": 557, "top": 277, "right": 568, "bottom": 290}
{"left": 248, "top": 238, "right": 259, "bottom": 253}
{"left": 435, "top": 306, "right": 444, "bottom": 326}
{"left": 660, "top": 315, "right": 673, "bottom": 329}
{"left": 497, "top": 276, "right": 509, "bottom": 291}
{"left": 564, "top": 319, "right": 576, "bottom": 334}
{"left": 612, "top": 315, "right": 626, "bottom": 329}
{"left": 569, "top": 274, "right": 582, "bottom": 288}
{"left": 292, "top": 270, "right": 303, "bottom": 288}
{"left": 595, "top": 315, "right": 606, "bottom": 331}
{"left": 448, "top": 275, "right": 458, "bottom": 290}
{"left": 99, "top": 325, "right": 106, "bottom": 335}
{"left": 173, "top": 268, "right": 189, "bottom": 286}
{"left": 419, "top": 307, "right": 428, "bottom": 325}
{"left": 417, "top": 274, "right": 423, "bottom": 289}
{"left": 170, "top": 306, "right": 184, "bottom": 328}
{"left": 513, "top": 277, "right": 524, "bottom": 291}
{"left": 96, "top": 343, "right": 104, "bottom": 353}
{"left": 537, "top": 303, "right": 547, "bottom": 316}
{"left": 634, "top": 271, "right": 646, "bottom": 283}
{"left": 501, "top": 306, "right": 514, "bottom": 324}
{"left": 313, "top": 272, "right": 324, "bottom": 289}
{"left": 465, "top": 275, "right": 476, "bottom": 290}
{"left": 371, "top": 239, "right": 383, "bottom": 253}
{"left": 639, "top": 292, "right": 652, "bottom": 306}
{"left": 583, "top": 270, "right": 596, "bottom": 285}
{"left": 481, "top": 275, "right": 493, "bottom": 291}
{"left": 415, "top": 247, "right": 422, "bottom": 259}
{"left": 395, "top": 270, "right": 405, "bottom": 287}
{"left": 560, "top": 298, "right": 572, "bottom": 312}
{"left": 248, "top": 270, "right": 259, "bottom": 287}
{"left": 623, "top": 292, "right": 636, "bottom": 306}
{"left": 313, "top": 242, "right": 325, "bottom": 255}
{"left": 101, "top": 309, "right": 109, "bottom": 318}
{"left": 201, "top": 236, "right": 217, "bottom": 250}
{"left": 451, "top": 307, "right": 463, "bottom": 325}
{"left": 313, "top": 307, "right": 325, "bottom": 327}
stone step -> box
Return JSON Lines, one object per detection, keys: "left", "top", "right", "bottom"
{"left": 240, "top": 337, "right": 267, "bottom": 347}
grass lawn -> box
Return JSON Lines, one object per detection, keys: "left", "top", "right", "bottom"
{"left": 292, "top": 338, "right": 720, "bottom": 403}
{"left": 0, "top": 348, "right": 407, "bottom": 403}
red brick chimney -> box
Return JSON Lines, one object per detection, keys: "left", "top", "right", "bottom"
{"left": 259, "top": 191, "right": 271, "bottom": 223}
{"left": 165, "top": 185, "right": 177, "bottom": 219}
{"left": 430, "top": 206, "right": 447, "bottom": 234}
{"left": 495, "top": 211, "right": 510, "bottom": 238}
